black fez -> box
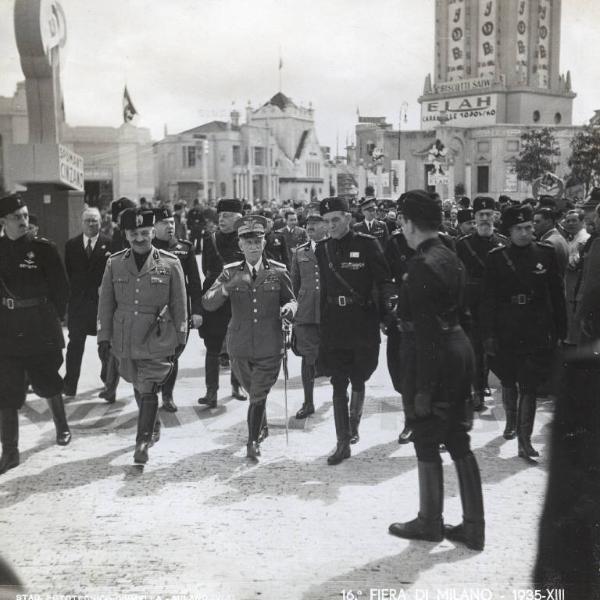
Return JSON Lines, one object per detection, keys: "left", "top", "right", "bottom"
{"left": 0, "top": 194, "right": 25, "bottom": 218}
{"left": 111, "top": 197, "right": 136, "bottom": 223}
{"left": 397, "top": 189, "right": 442, "bottom": 228}
{"left": 217, "top": 199, "right": 243, "bottom": 214}
{"left": 320, "top": 197, "right": 350, "bottom": 215}
{"left": 457, "top": 209, "right": 474, "bottom": 224}
{"left": 472, "top": 196, "right": 495, "bottom": 213}
{"left": 153, "top": 207, "right": 173, "bottom": 221}
{"left": 503, "top": 204, "right": 533, "bottom": 229}
{"left": 120, "top": 208, "right": 155, "bottom": 231}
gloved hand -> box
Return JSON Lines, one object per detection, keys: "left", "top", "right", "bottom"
{"left": 483, "top": 337, "right": 497, "bottom": 357}
{"left": 280, "top": 305, "right": 294, "bottom": 322}
{"left": 98, "top": 341, "right": 111, "bottom": 362}
{"left": 172, "top": 344, "right": 186, "bottom": 360}
{"left": 414, "top": 391, "right": 432, "bottom": 418}
{"left": 191, "top": 314, "right": 203, "bottom": 329}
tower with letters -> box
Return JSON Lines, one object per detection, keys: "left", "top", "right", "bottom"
{"left": 419, "top": 0, "right": 575, "bottom": 129}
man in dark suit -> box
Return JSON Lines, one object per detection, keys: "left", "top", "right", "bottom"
{"left": 63, "top": 207, "right": 112, "bottom": 397}
{"left": 277, "top": 209, "right": 308, "bottom": 264}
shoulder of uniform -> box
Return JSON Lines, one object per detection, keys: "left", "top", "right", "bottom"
{"left": 156, "top": 248, "right": 178, "bottom": 260}
{"left": 111, "top": 248, "right": 128, "bottom": 258}
{"left": 456, "top": 233, "right": 472, "bottom": 243}
{"left": 536, "top": 241, "right": 555, "bottom": 250}
{"left": 223, "top": 260, "right": 244, "bottom": 270}
{"left": 266, "top": 258, "right": 287, "bottom": 269}
{"left": 31, "top": 236, "right": 55, "bottom": 247}
{"left": 390, "top": 229, "right": 403, "bottom": 238}
{"left": 177, "top": 239, "right": 193, "bottom": 248}
{"left": 489, "top": 245, "right": 505, "bottom": 254}
{"left": 297, "top": 240, "right": 310, "bottom": 249}
{"left": 495, "top": 233, "right": 509, "bottom": 242}
{"left": 356, "top": 231, "right": 376, "bottom": 240}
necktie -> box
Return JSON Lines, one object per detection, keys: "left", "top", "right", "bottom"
{"left": 86, "top": 238, "right": 93, "bottom": 259}
{"left": 367, "top": 222, "right": 372, "bottom": 232}
{"left": 251, "top": 267, "right": 257, "bottom": 281}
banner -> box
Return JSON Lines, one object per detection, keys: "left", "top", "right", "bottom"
{"left": 447, "top": 0, "right": 466, "bottom": 81}
{"left": 123, "top": 86, "right": 138, "bottom": 123}
{"left": 391, "top": 160, "right": 406, "bottom": 196}
{"left": 421, "top": 94, "right": 498, "bottom": 129}
{"left": 478, "top": 0, "right": 497, "bottom": 78}
{"left": 516, "top": 0, "right": 530, "bottom": 83}
{"left": 536, "top": 0, "right": 551, "bottom": 88}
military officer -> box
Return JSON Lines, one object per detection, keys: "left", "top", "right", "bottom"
{"left": 277, "top": 209, "right": 308, "bottom": 265}
{"left": 388, "top": 190, "right": 484, "bottom": 551}
{"left": 202, "top": 215, "right": 297, "bottom": 461}
{"left": 152, "top": 207, "right": 203, "bottom": 412}
{"left": 263, "top": 212, "right": 290, "bottom": 270}
{"left": 316, "top": 197, "right": 395, "bottom": 464}
{"left": 198, "top": 199, "right": 246, "bottom": 407}
{"left": 480, "top": 204, "right": 567, "bottom": 459}
{"left": 97, "top": 208, "right": 187, "bottom": 464}
{"left": 291, "top": 213, "right": 328, "bottom": 419}
{"left": 354, "top": 196, "right": 390, "bottom": 251}
{"left": 456, "top": 196, "right": 508, "bottom": 412}
{"left": 0, "top": 194, "right": 71, "bottom": 476}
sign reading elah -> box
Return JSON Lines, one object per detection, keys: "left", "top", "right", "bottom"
{"left": 421, "top": 94, "right": 498, "bottom": 129}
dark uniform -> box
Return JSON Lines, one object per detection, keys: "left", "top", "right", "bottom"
{"left": 277, "top": 224, "right": 308, "bottom": 265}
{"left": 186, "top": 202, "right": 206, "bottom": 254}
{"left": 388, "top": 190, "right": 484, "bottom": 552}
{"left": 264, "top": 229, "right": 290, "bottom": 271}
{"left": 480, "top": 205, "right": 567, "bottom": 458}
{"left": 0, "top": 195, "right": 72, "bottom": 476}
{"left": 456, "top": 227, "right": 507, "bottom": 409}
{"left": 198, "top": 199, "right": 245, "bottom": 406}
{"left": 353, "top": 218, "right": 390, "bottom": 249}
{"left": 316, "top": 197, "right": 394, "bottom": 464}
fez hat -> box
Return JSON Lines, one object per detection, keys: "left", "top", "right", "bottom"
{"left": 153, "top": 207, "right": 173, "bottom": 221}
{"left": 217, "top": 199, "right": 243, "bottom": 214}
{"left": 472, "top": 196, "right": 495, "bottom": 213}
{"left": 236, "top": 215, "right": 267, "bottom": 237}
{"left": 457, "top": 209, "right": 474, "bottom": 224}
{"left": 111, "top": 197, "right": 136, "bottom": 223}
{"left": 320, "top": 197, "right": 350, "bottom": 215}
{"left": 397, "top": 189, "right": 442, "bottom": 228}
{"left": 503, "top": 204, "right": 533, "bottom": 229}
{"left": 120, "top": 208, "right": 155, "bottom": 231}
{"left": 0, "top": 194, "right": 25, "bottom": 218}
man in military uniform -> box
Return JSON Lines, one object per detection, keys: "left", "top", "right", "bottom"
{"left": 198, "top": 199, "right": 247, "bottom": 407}
{"left": 0, "top": 194, "right": 71, "bottom": 476}
{"left": 278, "top": 209, "right": 308, "bottom": 265}
{"left": 152, "top": 207, "right": 203, "bottom": 412}
{"left": 480, "top": 204, "right": 567, "bottom": 458}
{"left": 388, "top": 190, "right": 484, "bottom": 551}
{"left": 202, "top": 215, "right": 297, "bottom": 461}
{"left": 456, "top": 196, "right": 508, "bottom": 413}
{"left": 97, "top": 208, "right": 187, "bottom": 464}
{"left": 263, "top": 212, "right": 290, "bottom": 271}
{"left": 291, "top": 213, "right": 328, "bottom": 419}
{"left": 316, "top": 197, "right": 394, "bottom": 464}
{"left": 186, "top": 199, "right": 206, "bottom": 254}
{"left": 354, "top": 196, "right": 390, "bottom": 251}
{"left": 533, "top": 206, "right": 569, "bottom": 278}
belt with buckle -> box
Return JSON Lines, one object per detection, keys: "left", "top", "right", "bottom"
{"left": 327, "top": 295, "right": 356, "bottom": 307}
{"left": 1, "top": 296, "right": 47, "bottom": 310}
{"left": 510, "top": 294, "right": 532, "bottom": 305}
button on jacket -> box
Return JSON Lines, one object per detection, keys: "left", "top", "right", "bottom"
{"left": 97, "top": 248, "right": 188, "bottom": 359}
{"left": 290, "top": 241, "right": 321, "bottom": 325}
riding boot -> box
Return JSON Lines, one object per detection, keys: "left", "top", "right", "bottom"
{"left": 257, "top": 406, "right": 269, "bottom": 443}
{"left": 47, "top": 394, "right": 71, "bottom": 446}
{"left": 231, "top": 372, "right": 247, "bottom": 401}
{"left": 161, "top": 360, "right": 178, "bottom": 412}
{"left": 444, "top": 454, "right": 485, "bottom": 550}
{"left": 134, "top": 393, "right": 159, "bottom": 464}
{"left": 518, "top": 393, "right": 539, "bottom": 458}
{"left": 151, "top": 414, "right": 161, "bottom": 447}
{"left": 398, "top": 422, "right": 414, "bottom": 444}
{"left": 501, "top": 385, "right": 518, "bottom": 440}
{"left": 198, "top": 352, "right": 219, "bottom": 407}
{"left": 389, "top": 460, "right": 444, "bottom": 541}
{"left": 471, "top": 391, "right": 486, "bottom": 412}
{"left": 246, "top": 402, "right": 265, "bottom": 461}
{"left": 327, "top": 395, "right": 351, "bottom": 465}
{"left": 0, "top": 409, "right": 19, "bottom": 475}
{"left": 349, "top": 390, "right": 365, "bottom": 444}
{"left": 296, "top": 359, "right": 315, "bottom": 419}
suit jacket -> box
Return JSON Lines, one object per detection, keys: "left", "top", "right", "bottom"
{"left": 202, "top": 258, "right": 297, "bottom": 359}
{"left": 290, "top": 241, "right": 321, "bottom": 325}
{"left": 65, "top": 233, "right": 112, "bottom": 334}
{"left": 97, "top": 248, "right": 188, "bottom": 359}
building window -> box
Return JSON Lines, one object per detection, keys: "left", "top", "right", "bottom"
{"left": 254, "top": 147, "right": 265, "bottom": 166}
{"left": 182, "top": 146, "right": 196, "bottom": 168}
{"left": 477, "top": 166, "right": 489, "bottom": 193}
{"left": 533, "top": 110, "right": 541, "bottom": 123}
{"left": 477, "top": 141, "right": 490, "bottom": 153}
{"left": 507, "top": 140, "right": 520, "bottom": 152}
{"left": 306, "top": 162, "right": 320, "bottom": 178}
{"left": 554, "top": 112, "right": 562, "bottom": 124}
{"left": 233, "top": 145, "right": 241, "bottom": 166}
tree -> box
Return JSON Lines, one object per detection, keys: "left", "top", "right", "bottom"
{"left": 514, "top": 128, "right": 561, "bottom": 184}
{"left": 567, "top": 124, "right": 600, "bottom": 196}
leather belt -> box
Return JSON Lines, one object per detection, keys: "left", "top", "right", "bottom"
{"left": 327, "top": 295, "right": 356, "bottom": 307}
{"left": 117, "top": 303, "right": 162, "bottom": 314}
{"left": 509, "top": 294, "right": 533, "bottom": 305}
{"left": 1, "top": 296, "right": 47, "bottom": 310}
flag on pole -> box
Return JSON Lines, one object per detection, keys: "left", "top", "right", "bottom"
{"left": 279, "top": 56, "right": 283, "bottom": 70}
{"left": 123, "top": 86, "right": 138, "bottom": 123}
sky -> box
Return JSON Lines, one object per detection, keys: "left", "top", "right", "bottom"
{"left": 0, "top": 0, "right": 599, "bottom": 152}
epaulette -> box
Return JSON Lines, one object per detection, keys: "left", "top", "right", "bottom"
{"left": 156, "top": 248, "right": 178, "bottom": 260}
{"left": 536, "top": 240, "right": 555, "bottom": 250}
{"left": 297, "top": 240, "right": 311, "bottom": 250}
{"left": 356, "top": 232, "right": 376, "bottom": 239}
{"left": 266, "top": 258, "right": 287, "bottom": 269}
{"left": 177, "top": 239, "right": 193, "bottom": 247}
{"left": 223, "top": 260, "right": 244, "bottom": 269}
{"left": 391, "top": 229, "right": 404, "bottom": 238}
{"left": 489, "top": 245, "right": 505, "bottom": 254}
{"left": 456, "top": 233, "right": 473, "bottom": 242}
{"left": 111, "top": 248, "right": 128, "bottom": 258}
{"left": 31, "top": 236, "right": 54, "bottom": 246}
{"left": 496, "top": 233, "right": 509, "bottom": 242}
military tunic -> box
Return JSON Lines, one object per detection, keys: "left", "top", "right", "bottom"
{"left": 97, "top": 247, "right": 187, "bottom": 393}
{"left": 0, "top": 233, "right": 69, "bottom": 409}
{"left": 354, "top": 218, "right": 390, "bottom": 251}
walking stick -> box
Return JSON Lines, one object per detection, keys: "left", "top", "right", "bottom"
{"left": 282, "top": 318, "right": 292, "bottom": 445}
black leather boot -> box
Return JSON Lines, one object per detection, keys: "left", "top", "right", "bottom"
{"left": 150, "top": 414, "right": 161, "bottom": 447}
{"left": 47, "top": 394, "right": 71, "bottom": 446}
{"left": 296, "top": 359, "right": 315, "bottom": 419}
{"left": 502, "top": 386, "right": 518, "bottom": 440}
{"left": 134, "top": 393, "right": 159, "bottom": 464}
{"left": 197, "top": 388, "right": 218, "bottom": 408}
{"left": 398, "top": 423, "right": 414, "bottom": 444}
{"left": 444, "top": 453, "right": 485, "bottom": 550}
{"left": 518, "top": 393, "right": 539, "bottom": 458}
{"left": 199, "top": 352, "right": 219, "bottom": 408}
{"left": 389, "top": 460, "right": 444, "bottom": 541}
{"left": 161, "top": 361, "right": 178, "bottom": 412}
{"left": 0, "top": 409, "right": 19, "bottom": 475}
{"left": 349, "top": 390, "right": 365, "bottom": 444}
{"left": 231, "top": 375, "right": 247, "bottom": 401}
{"left": 246, "top": 402, "right": 265, "bottom": 461}
{"left": 471, "top": 391, "right": 486, "bottom": 412}
{"left": 327, "top": 395, "right": 351, "bottom": 465}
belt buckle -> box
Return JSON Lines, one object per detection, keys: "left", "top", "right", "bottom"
{"left": 517, "top": 294, "right": 527, "bottom": 305}
{"left": 338, "top": 295, "right": 347, "bottom": 307}
{"left": 5, "top": 298, "right": 14, "bottom": 310}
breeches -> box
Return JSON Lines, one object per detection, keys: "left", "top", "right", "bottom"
{"left": 231, "top": 355, "right": 282, "bottom": 405}
{"left": 117, "top": 357, "right": 174, "bottom": 394}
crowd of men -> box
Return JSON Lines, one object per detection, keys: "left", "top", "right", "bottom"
{"left": 1, "top": 182, "right": 600, "bottom": 562}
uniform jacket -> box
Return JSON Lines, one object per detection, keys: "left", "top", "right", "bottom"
{"left": 186, "top": 207, "right": 206, "bottom": 232}
{"left": 574, "top": 237, "right": 600, "bottom": 342}
{"left": 97, "top": 247, "right": 187, "bottom": 359}
{"left": 277, "top": 226, "right": 308, "bottom": 262}
{"left": 264, "top": 230, "right": 290, "bottom": 271}
{"left": 480, "top": 241, "right": 567, "bottom": 353}
{"left": 0, "top": 233, "right": 69, "bottom": 356}
{"left": 540, "top": 228, "right": 569, "bottom": 279}
{"left": 354, "top": 218, "right": 390, "bottom": 250}
{"left": 153, "top": 237, "right": 202, "bottom": 315}
{"left": 456, "top": 231, "right": 507, "bottom": 308}
{"left": 315, "top": 230, "right": 394, "bottom": 349}
{"left": 65, "top": 232, "right": 112, "bottom": 334}
{"left": 290, "top": 241, "right": 321, "bottom": 325}
{"left": 202, "top": 258, "right": 297, "bottom": 359}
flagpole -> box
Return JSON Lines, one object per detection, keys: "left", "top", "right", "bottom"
{"left": 278, "top": 46, "right": 282, "bottom": 92}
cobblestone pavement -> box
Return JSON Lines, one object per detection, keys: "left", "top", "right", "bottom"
{"left": 0, "top": 330, "right": 552, "bottom": 600}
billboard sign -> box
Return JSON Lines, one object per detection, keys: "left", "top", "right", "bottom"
{"left": 421, "top": 94, "right": 498, "bottom": 129}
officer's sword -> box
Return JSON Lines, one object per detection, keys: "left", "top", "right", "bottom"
{"left": 281, "top": 318, "right": 292, "bottom": 445}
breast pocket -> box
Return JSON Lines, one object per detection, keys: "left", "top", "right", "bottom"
{"left": 150, "top": 276, "right": 170, "bottom": 302}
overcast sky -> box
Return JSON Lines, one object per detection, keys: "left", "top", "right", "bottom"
{"left": 0, "top": 0, "right": 599, "bottom": 151}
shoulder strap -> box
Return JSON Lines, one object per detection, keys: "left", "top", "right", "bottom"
{"left": 462, "top": 238, "right": 486, "bottom": 270}
{"left": 500, "top": 248, "right": 534, "bottom": 295}
{"left": 323, "top": 240, "right": 367, "bottom": 306}
{"left": 211, "top": 232, "right": 224, "bottom": 264}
